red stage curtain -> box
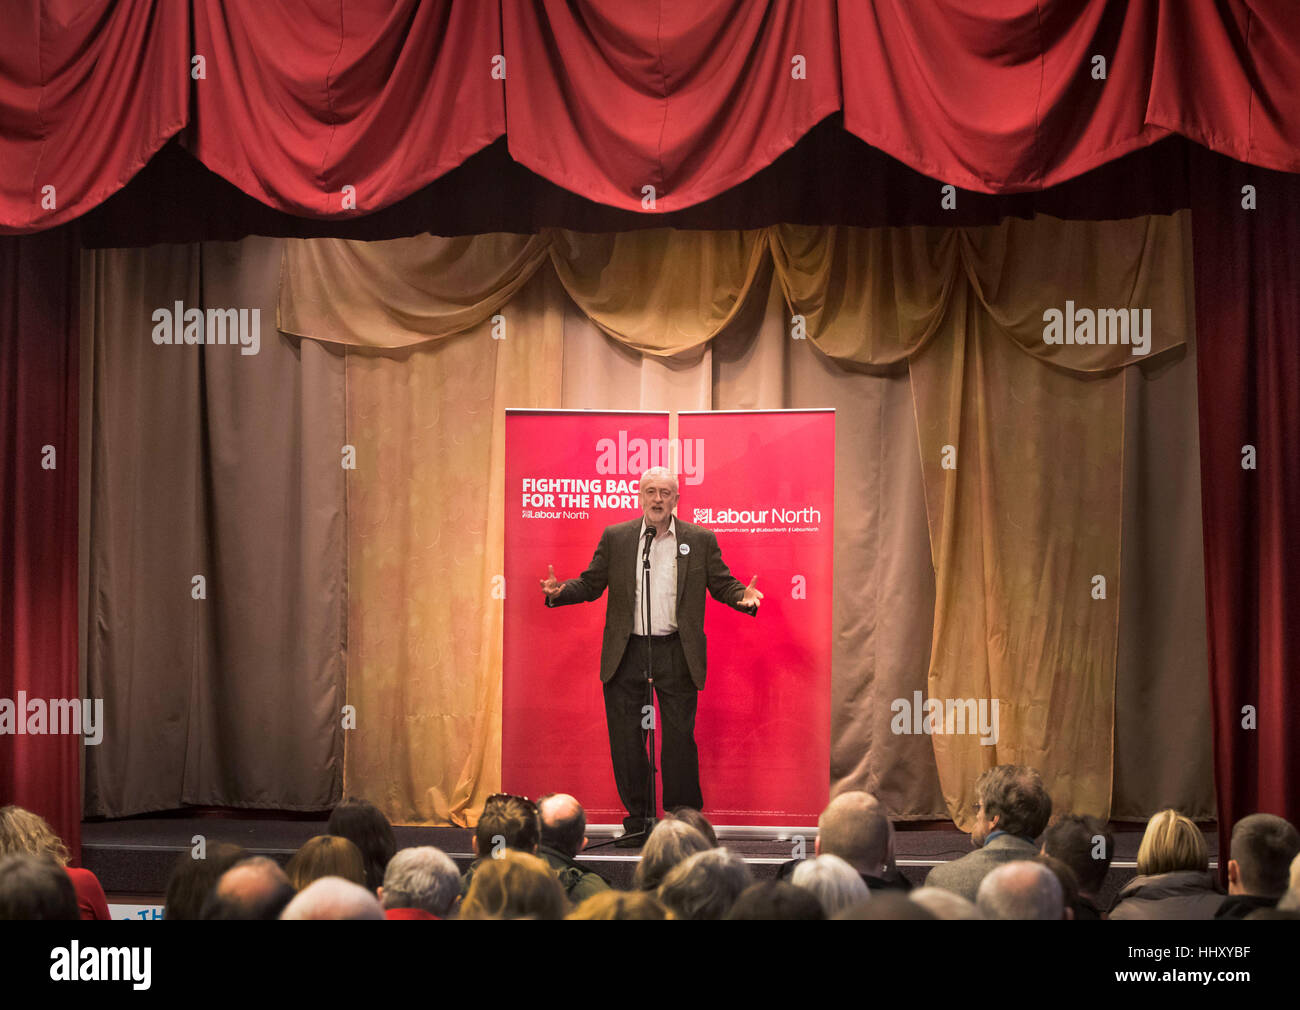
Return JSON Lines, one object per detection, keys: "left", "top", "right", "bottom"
{"left": 1149, "top": 0, "right": 1300, "bottom": 174}
{"left": 0, "top": 229, "right": 81, "bottom": 861}
{"left": 840, "top": 0, "right": 1169, "bottom": 192}
{"left": 187, "top": 0, "right": 503, "bottom": 216}
{"left": 1192, "top": 149, "right": 1300, "bottom": 872}
{"left": 3, "top": 1, "right": 1300, "bottom": 228}
{"left": 0, "top": 0, "right": 187, "bottom": 233}
{"left": 502, "top": 0, "right": 841, "bottom": 211}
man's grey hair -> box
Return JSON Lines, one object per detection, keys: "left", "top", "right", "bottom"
{"left": 976, "top": 861, "right": 1064, "bottom": 921}
{"left": 975, "top": 765, "right": 1052, "bottom": 840}
{"left": 638, "top": 467, "right": 678, "bottom": 491}
{"left": 633, "top": 819, "right": 710, "bottom": 891}
{"left": 380, "top": 847, "right": 460, "bottom": 916}
{"left": 657, "top": 848, "right": 752, "bottom": 921}
{"left": 790, "top": 854, "right": 869, "bottom": 916}
{"left": 910, "top": 886, "right": 983, "bottom": 920}
{"left": 280, "top": 876, "right": 384, "bottom": 920}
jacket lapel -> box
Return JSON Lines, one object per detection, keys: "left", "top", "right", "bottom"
{"left": 619, "top": 521, "right": 638, "bottom": 615}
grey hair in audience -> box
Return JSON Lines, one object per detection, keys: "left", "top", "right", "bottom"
{"left": 657, "top": 847, "right": 752, "bottom": 921}
{"left": 280, "top": 876, "right": 384, "bottom": 920}
{"left": 910, "top": 885, "right": 982, "bottom": 920}
{"left": 790, "top": 853, "right": 869, "bottom": 916}
{"left": 632, "top": 819, "right": 710, "bottom": 891}
{"left": 976, "top": 860, "right": 1064, "bottom": 920}
{"left": 380, "top": 846, "right": 460, "bottom": 917}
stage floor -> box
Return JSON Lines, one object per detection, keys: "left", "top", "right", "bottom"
{"left": 82, "top": 815, "right": 1217, "bottom": 907}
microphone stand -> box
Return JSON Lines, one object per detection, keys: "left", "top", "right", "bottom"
{"left": 640, "top": 525, "right": 657, "bottom": 843}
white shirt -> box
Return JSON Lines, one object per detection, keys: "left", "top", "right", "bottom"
{"left": 632, "top": 517, "right": 679, "bottom": 635}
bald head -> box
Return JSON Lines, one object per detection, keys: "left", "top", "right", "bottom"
{"left": 539, "top": 793, "right": 587, "bottom": 858}
{"left": 280, "top": 877, "right": 384, "bottom": 921}
{"left": 817, "top": 791, "right": 892, "bottom": 876}
{"left": 976, "top": 861, "right": 1064, "bottom": 920}
{"left": 202, "top": 857, "right": 294, "bottom": 920}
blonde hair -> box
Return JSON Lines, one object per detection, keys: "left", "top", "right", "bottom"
{"left": 567, "top": 890, "right": 672, "bottom": 920}
{"left": 285, "top": 835, "right": 366, "bottom": 891}
{"left": 460, "top": 850, "right": 567, "bottom": 920}
{"left": 1137, "top": 809, "right": 1207, "bottom": 876}
{"left": 0, "top": 806, "right": 69, "bottom": 866}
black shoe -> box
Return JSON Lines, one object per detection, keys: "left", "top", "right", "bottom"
{"left": 615, "top": 818, "right": 655, "bottom": 848}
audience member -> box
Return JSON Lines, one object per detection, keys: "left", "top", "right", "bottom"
{"left": 281, "top": 876, "right": 384, "bottom": 920}
{"left": 0, "top": 853, "right": 80, "bottom": 920}
{"left": 727, "top": 880, "right": 825, "bottom": 920}
{"left": 328, "top": 798, "right": 397, "bottom": 893}
{"left": 1108, "top": 810, "right": 1221, "bottom": 920}
{"left": 632, "top": 819, "right": 710, "bottom": 892}
{"left": 568, "top": 890, "right": 672, "bottom": 920}
{"left": 537, "top": 793, "right": 610, "bottom": 902}
{"left": 1245, "top": 907, "right": 1300, "bottom": 920}
{"left": 925, "top": 766, "right": 1052, "bottom": 902}
{"left": 1277, "top": 853, "right": 1300, "bottom": 912}
{"left": 976, "top": 861, "right": 1064, "bottom": 921}
{"left": 163, "top": 842, "right": 248, "bottom": 920}
{"left": 378, "top": 846, "right": 460, "bottom": 919}
{"left": 1042, "top": 813, "right": 1112, "bottom": 919}
{"left": 285, "top": 835, "right": 367, "bottom": 891}
{"left": 200, "top": 856, "right": 295, "bottom": 920}
{"left": 460, "top": 850, "right": 568, "bottom": 920}
{"left": 462, "top": 793, "right": 541, "bottom": 895}
{"left": 834, "top": 893, "right": 935, "bottom": 920}
{"left": 657, "top": 848, "right": 752, "bottom": 920}
{"left": 790, "top": 853, "right": 869, "bottom": 916}
{"left": 669, "top": 807, "right": 718, "bottom": 847}
{"left": 0, "top": 805, "right": 111, "bottom": 920}
{"left": 778, "top": 791, "right": 909, "bottom": 893}
{"left": 909, "top": 886, "right": 982, "bottom": 920}
{"left": 1216, "top": 813, "right": 1300, "bottom": 919}
{"left": 1033, "top": 853, "right": 1078, "bottom": 920}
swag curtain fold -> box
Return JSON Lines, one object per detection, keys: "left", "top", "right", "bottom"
{"left": 5, "top": 2, "right": 1300, "bottom": 232}
{"left": 502, "top": 0, "right": 842, "bottom": 212}
{"left": 0, "top": 0, "right": 187, "bottom": 231}
{"left": 279, "top": 213, "right": 1204, "bottom": 828}
{"left": 188, "top": 0, "right": 503, "bottom": 216}
{"left": 839, "top": 0, "right": 1169, "bottom": 193}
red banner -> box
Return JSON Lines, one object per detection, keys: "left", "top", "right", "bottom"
{"left": 677, "top": 410, "right": 834, "bottom": 826}
{"left": 503, "top": 409, "right": 833, "bottom": 826}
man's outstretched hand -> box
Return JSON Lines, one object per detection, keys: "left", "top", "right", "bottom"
{"left": 741, "top": 575, "right": 763, "bottom": 612}
{"left": 540, "top": 564, "right": 563, "bottom": 600}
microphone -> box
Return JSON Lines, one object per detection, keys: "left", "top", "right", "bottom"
{"left": 643, "top": 525, "right": 655, "bottom": 569}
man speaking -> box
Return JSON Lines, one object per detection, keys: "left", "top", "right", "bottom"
{"left": 540, "top": 466, "right": 761, "bottom": 844}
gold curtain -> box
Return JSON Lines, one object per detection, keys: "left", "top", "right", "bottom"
{"left": 279, "top": 212, "right": 1204, "bottom": 829}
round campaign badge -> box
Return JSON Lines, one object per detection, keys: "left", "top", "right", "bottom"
{"left": 679, "top": 543, "right": 690, "bottom": 556}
